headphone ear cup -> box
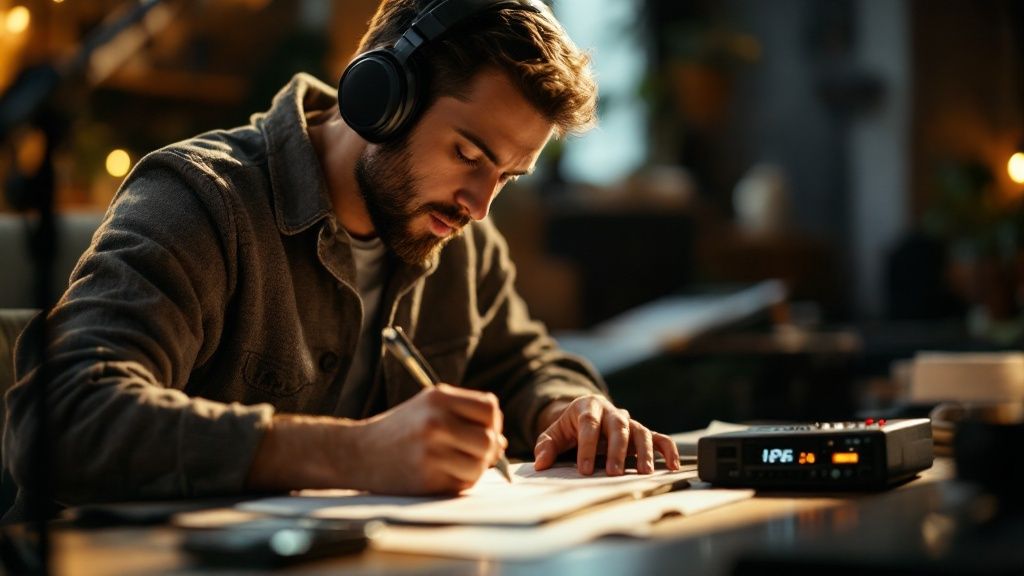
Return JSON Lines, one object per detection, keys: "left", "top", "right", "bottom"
{"left": 338, "top": 49, "right": 419, "bottom": 143}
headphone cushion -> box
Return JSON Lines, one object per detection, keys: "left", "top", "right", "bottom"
{"left": 338, "top": 50, "right": 417, "bottom": 143}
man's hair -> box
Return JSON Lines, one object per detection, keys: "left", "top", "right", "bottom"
{"left": 356, "top": 0, "right": 597, "bottom": 137}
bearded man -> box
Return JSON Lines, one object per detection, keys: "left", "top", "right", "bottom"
{"left": 4, "top": 0, "right": 679, "bottom": 515}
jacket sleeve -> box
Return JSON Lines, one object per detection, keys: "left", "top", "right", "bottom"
{"left": 3, "top": 151, "right": 273, "bottom": 505}
{"left": 462, "top": 221, "right": 607, "bottom": 456}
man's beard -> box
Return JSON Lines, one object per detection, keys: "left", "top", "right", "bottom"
{"left": 354, "top": 138, "right": 470, "bottom": 265}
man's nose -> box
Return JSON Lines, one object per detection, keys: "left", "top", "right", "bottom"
{"left": 455, "top": 175, "right": 500, "bottom": 221}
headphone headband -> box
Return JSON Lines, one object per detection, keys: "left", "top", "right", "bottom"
{"left": 393, "top": 0, "right": 541, "bottom": 62}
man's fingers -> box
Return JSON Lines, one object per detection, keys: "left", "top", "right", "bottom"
{"left": 430, "top": 412, "right": 494, "bottom": 460}
{"left": 427, "top": 442, "right": 489, "bottom": 487}
{"left": 533, "top": 431, "right": 558, "bottom": 470}
{"left": 653, "top": 433, "right": 681, "bottom": 471}
{"left": 534, "top": 399, "right": 586, "bottom": 469}
{"left": 631, "top": 422, "right": 655, "bottom": 474}
{"left": 534, "top": 406, "right": 583, "bottom": 472}
{"left": 575, "top": 403, "right": 603, "bottom": 475}
{"left": 430, "top": 385, "right": 501, "bottom": 431}
{"left": 603, "top": 409, "right": 631, "bottom": 476}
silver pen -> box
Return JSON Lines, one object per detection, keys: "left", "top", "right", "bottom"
{"left": 381, "top": 326, "right": 514, "bottom": 484}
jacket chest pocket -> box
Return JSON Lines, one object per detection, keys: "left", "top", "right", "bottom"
{"left": 241, "top": 350, "right": 311, "bottom": 406}
{"left": 416, "top": 334, "right": 479, "bottom": 386}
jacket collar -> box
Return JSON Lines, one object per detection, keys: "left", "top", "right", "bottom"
{"left": 258, "top": 72, "right": 336, "bottom": 236}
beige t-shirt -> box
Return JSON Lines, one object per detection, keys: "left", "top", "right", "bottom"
{"left": 339, "top": 234, "right": 388, "bottom": 417}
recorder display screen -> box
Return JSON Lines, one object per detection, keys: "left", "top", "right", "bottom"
{"left": 745, "top": 443, "right": 858, "bottom": 466}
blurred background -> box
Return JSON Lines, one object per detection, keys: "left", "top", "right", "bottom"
{"left": 1, "top": 0, "right": 1023, "bottom": 432}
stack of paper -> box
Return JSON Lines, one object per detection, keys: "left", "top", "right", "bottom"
{"left": 910, "top": 352, "right": 1024, "bottom": 403}
{"left": 222, "top": 463, "right": 753, "bottom": 560}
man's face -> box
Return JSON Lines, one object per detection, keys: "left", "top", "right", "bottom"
{"left": 354, "top": 69, "right": 555, "bottom": 265}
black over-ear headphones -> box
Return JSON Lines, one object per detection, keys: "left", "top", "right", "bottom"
{"left": 338, "top": 0, "right": 543, "bottom": 144}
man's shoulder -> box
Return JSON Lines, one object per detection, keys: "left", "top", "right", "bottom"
{"left": 144, "top": 124, "right": 268, "bottom": 182}
{"left": 121, "top": 123, "right": 275, "bottom": 218}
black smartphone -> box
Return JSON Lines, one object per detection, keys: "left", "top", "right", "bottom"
{"left": 181, "top": 518, "right": 377, "bottom": 568}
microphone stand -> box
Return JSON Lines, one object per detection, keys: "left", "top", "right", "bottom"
{"left": 0, "top": 2, "right": 166, "bottom": 573}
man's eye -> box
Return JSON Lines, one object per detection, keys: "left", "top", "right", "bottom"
{"left": 455, "top": 146, "right": 478, "bottom": 166}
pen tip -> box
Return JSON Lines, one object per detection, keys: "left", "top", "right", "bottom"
{"left": 497, "top": 456, "right": 513, "bottom": 484}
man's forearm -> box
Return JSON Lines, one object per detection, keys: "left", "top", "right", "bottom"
{"left": 245, "top": 414, "right": 363, "bottom": 491}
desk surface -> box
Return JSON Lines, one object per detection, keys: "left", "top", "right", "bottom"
{"left": 44, "top": 460, "right": 979, "bottom": 576}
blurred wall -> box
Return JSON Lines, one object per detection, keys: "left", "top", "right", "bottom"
{"left": 850, "top": 1, "right": 910, "bottom": 319}
{"left": 649, "top": 0, "right": 1021, "bottom": 321}
{"left": 722, "top": 0, "right": 851, "bottom": 246}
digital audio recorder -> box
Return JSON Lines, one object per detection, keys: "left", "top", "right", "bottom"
{"left": 697, "top": 419, "right": 934, "bottom": 489}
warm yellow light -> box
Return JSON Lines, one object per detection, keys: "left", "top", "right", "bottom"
{"left": 15, "top": 129, "right": 46, "bottom": 175}
{"left": 53, "top": 0, "right": 65, "bottom": 4}
{"left": 105, "top": 149, "right": 132, "bottom": 178}
{"left": 1009, "top": 152, "right": 1024, "bottom": 185}
{"left": 5, "top": 6, "right": 31, "bottom": 35}
{"left": 832, "top": 452, "right": 860, "bottom": 465}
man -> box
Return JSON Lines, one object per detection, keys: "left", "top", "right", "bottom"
{"left": 4, "top": 0, "right": 679, "bottom": 509}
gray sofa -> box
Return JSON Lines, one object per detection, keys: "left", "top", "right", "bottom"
{"left": 0, "top": 212, "right": 104, "bottom": 308}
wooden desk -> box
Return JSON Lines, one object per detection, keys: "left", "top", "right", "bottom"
{"left": 44, "top": 461, "right": 970, "bottom": 576}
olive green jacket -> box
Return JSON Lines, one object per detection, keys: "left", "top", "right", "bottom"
{"left": 3, "top": 73, "right": 604, "bottom": 506}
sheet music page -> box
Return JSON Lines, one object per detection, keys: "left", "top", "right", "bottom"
{"left": 238, "top": 463, "right": 697, "bottom": 526}
{"left": 479, "top": 461, "right": 696, "bottom": 487}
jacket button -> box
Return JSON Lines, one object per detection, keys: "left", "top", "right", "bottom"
{"left": 319, "top": 352, "right": 339, "bottom": 372}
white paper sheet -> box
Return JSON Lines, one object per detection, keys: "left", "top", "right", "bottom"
{"left": 372, "top": 487, "right": 755, "bottom": 560}
{"left": 239, "top": 463, "right": 697, "bottom": 526}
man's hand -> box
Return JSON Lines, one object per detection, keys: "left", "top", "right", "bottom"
{"left": 246, "top": 384, "right": 507, "bottom": 495}
{"left": 533, "top": 395, "right": 680, "bottom": 475}
{"left": 355, "top": 384, "right": 507, "bottom": 494}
